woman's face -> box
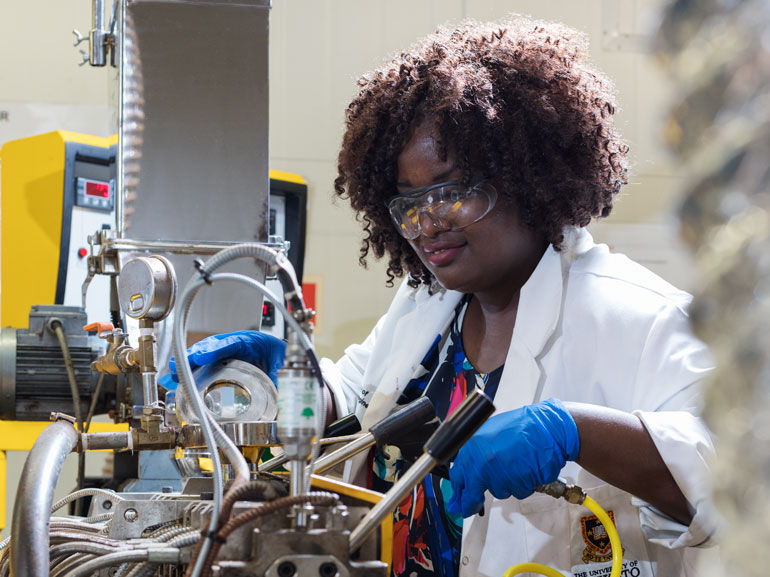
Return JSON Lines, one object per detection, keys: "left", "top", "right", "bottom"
{"left": 395, "top": 120, "right": 547, "bottom": 298}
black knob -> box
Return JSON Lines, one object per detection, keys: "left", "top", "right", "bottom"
{"left": 323, "top": 413, "right": 361, "bottom": 438}
{"left": 424, "top": 389, "right": 495, "bottom": 464}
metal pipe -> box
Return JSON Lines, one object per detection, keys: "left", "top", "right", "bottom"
{"left": 90, "top": 0, "right": 107, "bottom": 66}
{"left": 309, "top": 433, "right": 374, "bottom": 475}
{"left": 348, "top": 452, "right": 438, "bottom": 553}
{"left": 103, "top": 237, "right": 284, "bottom": 255}
{"left": 349, "top": 389, "right": 495, "bottom": 553}
{"left": 258, "top": 434, "right": 365, "bottom": 472}
{"left": 11, "top": 418, "right": 79, "bottom": 577}
{"left": 80, "top": 431, "right": 132, "bottom": 451}
{"left": 141, "top": 372, "right": 158, "bottom": 407}
{"left": 116, "top": 0, "right": 125, "bottom": 237}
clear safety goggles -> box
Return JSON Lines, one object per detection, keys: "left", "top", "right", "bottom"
{"left": 387, "top": 176, "right": 498, "bottom": 240}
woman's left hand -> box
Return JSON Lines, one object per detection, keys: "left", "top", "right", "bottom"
{"left": 447, "top": 397, "right": 580, "bottom": 518}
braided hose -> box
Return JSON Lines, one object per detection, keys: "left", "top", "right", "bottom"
{"left": 51, "top": 488, "right": 124, "bottom": 514}
{"left": 51, "top": 554, "right": 93, "bottom": 577}
{"left": 58, "top": 550, "right": 150, "bottom": 577}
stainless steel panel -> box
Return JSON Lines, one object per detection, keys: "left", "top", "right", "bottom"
{"left": 120, "top": 0, "right": 271, "bottom": 333}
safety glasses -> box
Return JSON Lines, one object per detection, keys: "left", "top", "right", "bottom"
{"left": 386, "top": 176, "right": 497, "bottom": 240}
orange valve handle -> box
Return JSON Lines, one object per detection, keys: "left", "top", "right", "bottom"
{"left": 83, "top": 322, "right": 115, "bottom": 336}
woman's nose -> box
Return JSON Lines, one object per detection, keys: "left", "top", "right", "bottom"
{"left": 417, "top": 208, "right": 450, "bottom": 237}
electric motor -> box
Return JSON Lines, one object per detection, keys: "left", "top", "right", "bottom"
{"left": 0, "top": 305, "right": 115, "bottom": 420}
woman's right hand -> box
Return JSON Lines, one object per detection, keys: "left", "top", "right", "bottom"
{"left": 158, "top": 330, "right": 286, "bottom": 389}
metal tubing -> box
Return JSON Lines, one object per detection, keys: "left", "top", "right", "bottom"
{"left": 308, "top": 433, "right": 374, "bottom": 475}
{"left": 80, "top": 431, "right": 132, "bottom": 451}
{"left": 290, "top": 459, "right": 306, "bottom": 499}
{"left": 258, "top": 434, "right": 365, "bottom": 472}
{"left": 90, "top": 0, "right": 107, "bottom": 66}
{"left": 103, "top": 237, "right": 284, "bottom": 255}
{"left": 141, "top": 372, "right": 158, "bottom": 407}
{"left": 117, "top": 0, "right": 126, "bottom": 237}
{"left": 349, "top": 453, "right": 438, "bottom": 553}
{"left": 11, "top": 419, "right": 79, "bottom": 577}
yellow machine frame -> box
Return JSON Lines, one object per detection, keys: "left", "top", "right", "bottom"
{"left": 0, "top": 131, "right": 118, "bottom": 328}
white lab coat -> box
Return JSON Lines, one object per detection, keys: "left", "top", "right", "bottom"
{"left": 320, "top": 227, "right": 718, "bottom": 577}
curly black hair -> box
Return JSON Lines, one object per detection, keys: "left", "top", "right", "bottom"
{"left": 334, "top": 16, "right": 629, "bottom": 287}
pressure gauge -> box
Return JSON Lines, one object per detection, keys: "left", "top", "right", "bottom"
{"left": 117, "top": 255, "right": 177, "bottom": 321}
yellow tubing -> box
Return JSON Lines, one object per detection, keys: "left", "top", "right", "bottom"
{"left": 502, "top": 562, "right": 566, "bottom": 577}
{"left": 583, "top": 495, "right": 623, "bottom": 577}
{"left": 502, "top": 494, "right": 622, "bottom": 577}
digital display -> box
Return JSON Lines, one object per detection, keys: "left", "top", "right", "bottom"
{"left": 85, "top": 180, "right": 110, "bottom": 198}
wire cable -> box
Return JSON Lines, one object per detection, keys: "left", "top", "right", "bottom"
{"left": 52, "top": 321, "right": 87, "bottom": 512}
{"left": 84, "top": 373, "right": 106, "bottom": 433}
{"left": 174, "top": 280, "right": 223, "bottom": 577}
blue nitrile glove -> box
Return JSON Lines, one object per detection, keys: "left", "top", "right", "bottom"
{"left": 158, "top": 330, "right": 286, "bottom": 390}
{"left": 446, "top": 397, "right": 580, "bottom": 518}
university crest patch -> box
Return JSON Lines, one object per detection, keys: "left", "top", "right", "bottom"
{"left": 580, "top": 510, "right": 620, "bottom": 564}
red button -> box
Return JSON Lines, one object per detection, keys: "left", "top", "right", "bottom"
{"left": 78, "top": 248, "right": 88, "bottom": 258}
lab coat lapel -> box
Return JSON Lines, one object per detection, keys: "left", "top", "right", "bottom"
{"left": 461, "top": 243, "right": 569, "bottom": 572}
{"left": 492, "top": 244, "right": 566, "bottom": 413}
{"left": 345, "top": 286, "right": 461, "bottom": 484}
{"left": 361, "top": 286, "right": 462, "bottom": 430}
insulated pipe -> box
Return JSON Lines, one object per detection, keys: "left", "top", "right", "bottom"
{"left": 11, "top": 418, "right": 79, "bottom": 577}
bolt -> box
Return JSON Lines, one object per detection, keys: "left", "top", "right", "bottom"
{"left": 102, "top": 500, "right": 113, "bottom": 510}
{"left": 123, "top": 508, "right": 138, "bottom": 522}
{"left": 277, "top": 561, "right": 296, "bottom": 577}
{"left": 319, "top": 562, "right": 338, "bottom": 577}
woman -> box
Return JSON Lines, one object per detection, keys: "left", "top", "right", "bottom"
{"left": 165, "top": 16, "right": 717, "bottom": 577}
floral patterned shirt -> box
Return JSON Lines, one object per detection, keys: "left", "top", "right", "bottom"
{"left": 370, "top": 296, "right": 503, "bottom": 577}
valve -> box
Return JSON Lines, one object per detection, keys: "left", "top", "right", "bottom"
{"left": 85, "top": 321, "right": 137, "bottom": 375}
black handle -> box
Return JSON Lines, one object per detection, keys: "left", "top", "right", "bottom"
{"left": 424, "top": 389, "right": 495, "bottom": 464}
{"left": 369, "top": 396, "right": 436, "bottom": 448}
{"left": 323, "top": 413, "right": 362, "bottom": 438}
